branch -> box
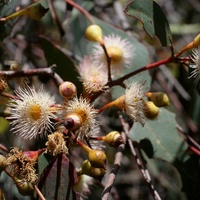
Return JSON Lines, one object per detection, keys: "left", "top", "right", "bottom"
{"left": 119, "top": 115, "right": 162, "bottom": 200}
{"left": 65, "top": 0, "right": 94, "bottom": 24}
{"left": 0, "top": 65, "right": 63, "bottom": 85}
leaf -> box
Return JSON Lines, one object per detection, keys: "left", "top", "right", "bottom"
{"left": 0, "top": 0, "right": 21, "bottom": 40}
{"left": 39, "top": 35, "right": 82, "bottom": 93}
{"left": 143, "top": 155, "right": 187, "bottom": 199}
{"left": 129, "top": 108, "right": 187, "bottom": 162}
{"left": 38, "top": 154, "right": 79, "bottom": 200}
{"left": 124, "top": 0, "right": 172, "bottom": 47}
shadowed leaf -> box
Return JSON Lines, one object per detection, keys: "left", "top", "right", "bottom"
{"left": 38, "top": 154, "right": 79, "bottom": 200}
{"left": 130, "top": 109, "right": 187, "bottom": 162}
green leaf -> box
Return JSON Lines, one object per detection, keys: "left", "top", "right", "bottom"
{"left": 0, "top": 0, "right": 21, "bottom": 40}
{"left": 39, "top": 35, "right": 82, "bottom": 93}
{"left": 124, "top": 0, "right": 172, "bottom": 47}
{"left": 129, "top": 108, "right": 187, "bottom": 162}
{"left": 38, "top": 154, "right": 79, "bottom": 200}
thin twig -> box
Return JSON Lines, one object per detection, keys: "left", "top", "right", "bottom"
{"left": 65, "top": 0, "right": 94, "bottom": 24}
{"left": 176, "top": 124, "right": 200, "bottom": 151}
{"left": 0, "top": 65, "right": 63, "bottom": 85}
{"left": 34, "top": 185, "right": 46, "bottom": 200}
{"left": 101, "top": 132, "right": 125, "bottom": 200}
{"left": 0, "top": 144, "right": 9, "bottom": 153}
{"left": 119, "top": 115, "right": 162, "bottom": 200}
{"left": 101, "top": 43, "right": 112, "bottom": 82}
{"left": 49, "top": 0, "right": 65, "bottom": 37}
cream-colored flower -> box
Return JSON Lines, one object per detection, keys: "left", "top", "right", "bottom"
{"left": 73, "top": 174, "right": 94, "bottom": 198}
{"left": 124, "top": 81, "right": 147, "bottom": 126}
{"left": 189, "top": 48, "right": 200, "bottom": 85}
{"left": 92, "top": 34, "right": 134, "bottom": 74}
{"left": 63, "top": 97, "right": 98, "bottom": 138}
{"left": 78, "top": 56, "right": 108, "bottom": 93}
{"left": 7, "top": 85, "right": 56, "bottom": 139}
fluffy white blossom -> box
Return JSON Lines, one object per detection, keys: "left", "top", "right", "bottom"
{"left": 7, "top": 86, "right": 56, "bottom": 139}
{"left": 189, "top": 48, "right": 200, "bottom": 85}
{"left": 63, "top": 97, "right": 98, "bottom": 138}
{"left": 124, "top": 81, "right": 147, "bottom": 126}
{"left": 92, "top": 34, "right": 134, "bottom": 74}
{"left": 78, "top": 56, "right": 108, "bottom": 93}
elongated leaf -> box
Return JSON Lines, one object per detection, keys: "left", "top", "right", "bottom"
{"left": 0, "top": 0, "right": 21, "bottom": 40}
{"left": 124, "top": 0, "right": 172, "bottom": 46}
{"left": 38, "top": 154, "right": 79, "bottom": 200}
{"left": 39, "top": 35, "right": 82, "bottom": 93}
{"left": 130, "top": 109, "right": 187, "bottom": 162}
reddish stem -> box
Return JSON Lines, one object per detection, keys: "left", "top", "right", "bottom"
{"left": 65, "top": 0, "right": 94, "bottom": 24}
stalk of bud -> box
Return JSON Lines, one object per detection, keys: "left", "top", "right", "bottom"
{"left": 101, "top": 131, "right": 124, "bottom": 147}
{"left": 143, "top": 101, "right": 159, "bottom": 119}
{"left": 0, "top": 3, "right": 48, "bottom": 21}
{"left": 13, "top": 177, "right": 34, "bottom": 196}
{"left": 99, "top": 95, "right": 125, "bottom": 113}
{"left": 145, "top": 92, "right": 170, "bottom": 107}
{"left": 175, "top": 33, "right": 200, "bottom": 57}
{"left": 85, "top": 24, "right": 103, "bottom": 44}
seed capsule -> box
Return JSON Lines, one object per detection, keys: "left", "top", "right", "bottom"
{"left": 14, "top": 178, "right": 34, "bottom": 196}
{"left": 102, "top": 131, "right": 124, "bottom": 147}
{"left": 88, "top": 149, "right": 106, "bottom": 169}
{"left": 143, "top": 101, "right": 159, "bottom": 119}
{"left": 145, "top": 92, "right": 170, "bottom": 107}
{"left": 81, "top": 160, "right": 106, "bottom": 179}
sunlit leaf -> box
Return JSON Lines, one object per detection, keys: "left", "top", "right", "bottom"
{"left": 124, "top": 0, "right": 172, "bottom": 46}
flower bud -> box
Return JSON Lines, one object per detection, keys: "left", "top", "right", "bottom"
{"left": 64, "top": 113, "right": 83, "bottom": 131}
{"left": 145, "top": 92, "right": 170, "bottom": 107}
{"left": 22, "top": 149, "right": 45, "bottom": 162}
{"left": 85, "top": 24, "right": 103, "bottom": 44}
{"left": 143, "top": 101, "right": 159, "bottom": 119}
{"left": 107, "top": 46, "right": 123, "bottom": 63}
{"left": 99, "top": 95, "right": 125, "bottom": 113}
{"left": 14, "top": 178, "right": 34, "bottom": 196}
{"left": 81, "top": 160, "right": 106, "bottom": 179}
{"left": 193, "top": 34, "right": 200, "bottom": 48}
{"left": 88, "top": 149, "right": 106, "bottom": 169}
{"left": 0, "top": 154, "right": 8, "bottom": 173}
{"left": 102, "top": 131, "right": 124, "bottom": 147}
{"left": 59, "top": 81, "right": 77, "bottom": 99}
